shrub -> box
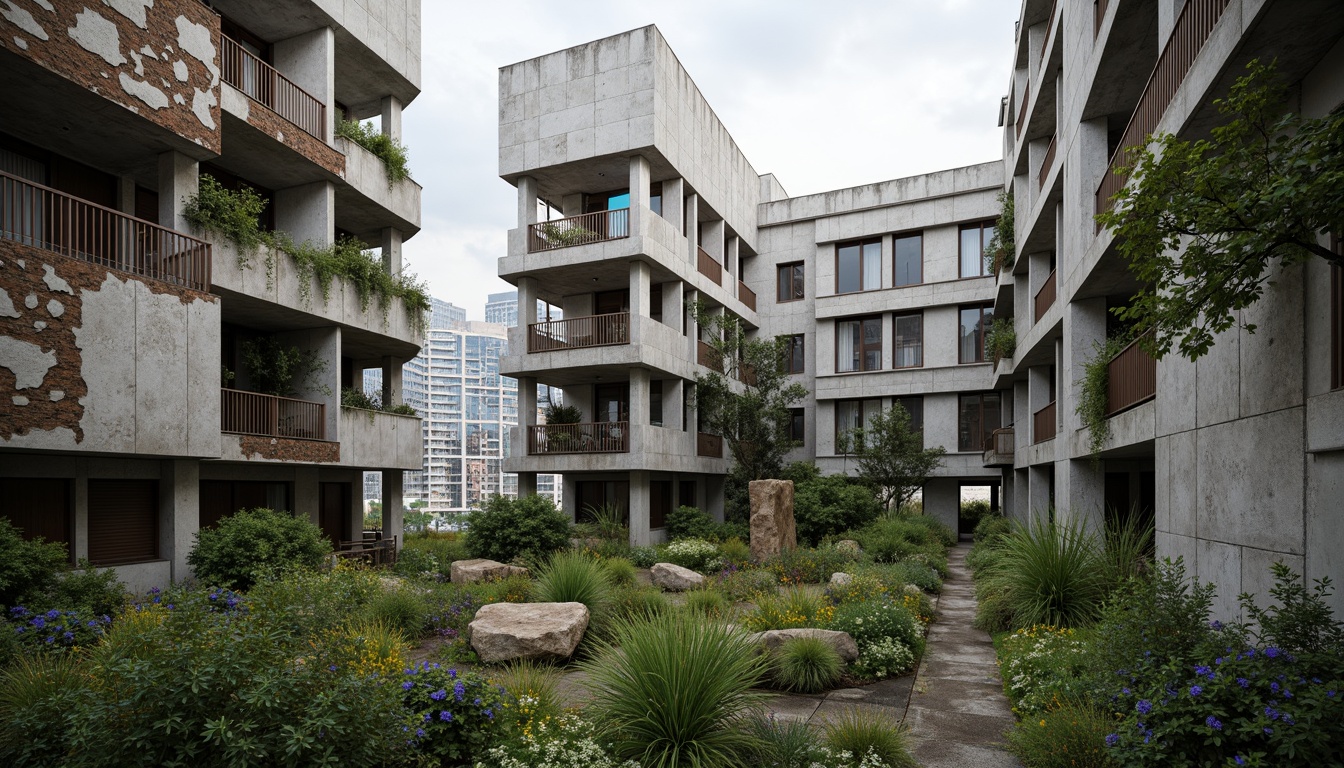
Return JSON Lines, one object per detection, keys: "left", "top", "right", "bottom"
{"left": 0, "top": 519, "right": 68, "bottom": 609}
{"left": 748, "top": 715, "right": 833, "bottom": 767}
{"left": 1008, "top": 699, "right": 1119, "bottom": 768}
{"left": 580, "top": 612, "right": 768, "bottom": 768}
{"left": 791, "top": 472, "right": 883, "bottom": 546}
{"left": 666, "top": 505, "right": 718, "bottom": 541}
{"left": 773, "top": 635, "right": 844, "bottom": 693}
{"left": 977, "top": 517, "right": 1107, "bottom": 630}
{"left": 830, "top": 598, "right": 924, "bottom": 658}
{"left": 885, "top": 560, "right": 942, "bottom": 593}
{"left": 601, "top": 556, "right": 637, "bottom": 587}
{"left": 661, "top": 537, "right": 721, "bottom": 572}
{"left": 997, "top": 625, "right": 1094, "bottom": 715}
{"left": 362, "top": 584, "right": 429, "bottom": 637}
{"left": 246, "top": 564, "right": 383, "bottom": 637}
{"left": 401, "top": 662, "right": 507, "bottom": 764}
{"left": 467, "top": 494, "right": 570, "bottom": 564}
{"left": 974, "top": 512, "right": 1012, "bottom": 543}
{"left": 851, "top": 636, "right": 917, "bottom": 680}
{"left": 822, "top": 707, "right": 917, "bottom": 768}
{"left": 483, "top": 713, "right": 633, "bottom": 768}
{"left": 532, "top": 550, "right": 614, "bottom": 626}
{"left": 743, "top": 587, "right": 835, "bottom": 632}
{"left": 610, "top": 584, "right": 671, "bottom": 622}
{"left": 394, "top": 545, "right": 439, "bottom": 577}
{"left": 187, "top": 507, "right": 330, "bottom": 591}
{"left": 1101, "top": 512, "right": 1154, "bottom": 588}
{"left": 629, "top": 545, "right": 659, "bottom": 568}
{"left": 50, "top": 560, "right": 125, "bottom": 615}
{"left": 714, "top": 568, "right": 780, "bottom": 603}
{"left": 404, "top": 533, "right": 470, "bottom": 578}
{"left": 824, "top": 572, "right": 889, "bottom": 606}
{"left": 182, "top": 173, "right": 268, "bottom": 255}
{"left": 684, "top": 587, "right": 729, "bottom": 619}
{"left": 960, "top": 499, "right": 992, "bottom": 530}
{"left": 717, "top": 537, "right": 752, "bottom": 568}
{"left": 6, "top": 605, "right": 113, "bottom": 657}
{"left": 763, "top": 545, "right": 859, "bottom": 585}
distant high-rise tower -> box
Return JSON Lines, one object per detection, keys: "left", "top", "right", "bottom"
{"left": 484, "top": 292, "right": 519, "bottom": 327}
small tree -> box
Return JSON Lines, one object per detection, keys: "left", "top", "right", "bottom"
{"left": 844, "top": 405, "right": 946, "bottom": 510}
{"left": 188, "top": 508, "right": 331, "bottom": 590}
{"left": 691, "top": 304, "right": 808, "bottom": 482}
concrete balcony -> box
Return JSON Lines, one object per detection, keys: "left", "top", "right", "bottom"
{"left": 983, "top": 427, "right": 1015, "bottom": 467}
{"left": 501, "top": 313, "right": 694, "bottom": 386}
{"left": 338, "top": 407, "right": 422, "bottom": 470}
{"left": 505, "top": 423, "right": 730, "bottom": 475}
{"left": 334, "top": 136, "right": 423, "bottom": 240}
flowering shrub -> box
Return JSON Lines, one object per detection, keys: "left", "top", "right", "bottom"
{"left": 998, "top": 625, "right": 1094, "bottom": 715}
{"left": 825, "top": 573, "right": 889, "bottom": 606}
{"left": 1007, "top": 700, "right": 1118, "bottom": 768}
{"left": 661, "top": 538, "right": 720, "bottom": 572}
{"left": 764, "top": 545, "right": 859, "bottom": 585}
{"left": 480, "top": 713, "right": 639, "bottom": 768}
{"left": 830, "top": 598, "right": 924, "bottom": 658}
{"left": 7, "top": 605, "right": 111, "bottom": 655}
{"left": 851, "top": 636, "right": 916, "bottom": 679}
{"left": 629, "top": 545, "right": 659, "bottom": 568}
{"left": 713, "top": 567, "right": 779, "bottom": 603}
{"left": 402, "top": 662, "right": 507, "bottom": 764}
{"left": 743, "top": 587, "right": 836, "bottom": 631}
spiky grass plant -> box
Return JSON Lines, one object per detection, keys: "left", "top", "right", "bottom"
{"left": 822, "top": 707, "right": 917, "bottom": 768}
{"left": 580, "top": 611, "right": 769, "bottom": 768}
{"left": 683, "top": 587, "right": 730, "bottom": 619}
{"left": 531, "top": 550, "right": 614, "bottom": 622}
{"left": 748, "top": 715, "right": 828, "bottom": 767}
{"left": 1006, "top": 698, "right": 1119, "bottom": 768}
{"left": 982, "top": 515, "right": 1108, "bottom": 629}
{"left": 772, "top": 636, "right": 844, "bottom": 693}
{"left": 1101, "top": 508, "right": 1155, "bottom": 588}
{"left": 491, "top": 659, "right": 563, "bottom": 728}
{"left": 0, "top": 653, "right": 84, "bottom": 761}
{"left": 601, "top": 555, "right": 638, "bottom": 587}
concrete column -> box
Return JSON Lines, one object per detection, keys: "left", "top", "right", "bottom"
{"left": 273, "top": 27, "right": 335, "bottom": 142}
{"left": 662, "top": 178, "right": 684, "bottom": 233}
{"left": 726, "top": 235, "right": 740, "bottom": 285}
{"left": 1028, "top": 465, "right": 1053, "bottom": 519}
{"left": 517, "top": 175, "right": 539, "bottom": 228}
{"left": 381, "top": 470, "right": 404, "bottom": 549}
{"left": 159, "top": 460, "right": 199, "bottom": 582}
{"left": 704, "top": 219, "right": 725, "bottom": 262}
{"left": 381, "top": 355, "right": 402, "bottom": 407}
{"left": 1061, "top": 459, "right": 1105, "bottom": 534}
{"left": 380, "top": 95, "right": 403, "bottom": 142}
{"left": 517, "top": 276, "right": 540, "bottom": 326}
{"left": 628, "top": 154, "right": 650, "bottom": 238}
{"left": 562, "top": 475, "right": 578, "bottom": 522}
{"left": 665, "top": 379, "right": 684, "bottom": 431}
{"left": 685, "top": 192, "right": 700, "bottom": 263}
{"left": 381, "top": 227, "right": 403, "bottom": 276}
{"left": 519, "top": 376, "right": 537, "bottom": 427}
{"left": 663, "top": 280, "right": 685, "bottom": 332}
{"left": 157, "top": 151, "right": 198, "bottom": 232}
{"left": 629, "top": 367, "right": 650, "bottom": 426}
{"left": 628, "top": 260, "right": 651, "bottom": 319}
{"left": 517, "top": 472, "right": 537, "bottom": 496}
{"left": 294, "top": 467, "right": 320, "bottom": 527}
{"left": 629, "top": 470, "right": 651, "bottom": 546}
{"left": 275, "top": 181, "right": 335, "bottom": 248}
{"left": 73, "top": 467, "right": 89, "bottom": 561}
{"left": 116, "top": 176, "right": 136, "bottom": 215}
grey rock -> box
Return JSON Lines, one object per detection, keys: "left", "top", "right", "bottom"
{"left": 468, "top": 601, "right": 589, "bottom": 662}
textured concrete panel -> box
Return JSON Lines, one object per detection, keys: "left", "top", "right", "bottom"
{"left": 135, "top": 285, "right": 190, "bottom": 455}
{"left": 1164, "top": 429, "right": 1197, "bottom": 537}
{"left": 1197, "top": 537, "right": 1243, "bottom": 622}
{"left": 1195, "top": 408, "right": 1304, "bottom": 555}
{"left": 1195, "top": 324, "right": 1240, "bottom": 428}
{"left": 1306, "top": 451, "right": 1344, "bottom": 618}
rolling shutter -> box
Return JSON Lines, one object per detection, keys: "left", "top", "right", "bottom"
{"left": 0, "top": 478, "right": 73, "bottom": 559}
{"left": 88, "top": 480, "right": 159, "bottom": 565}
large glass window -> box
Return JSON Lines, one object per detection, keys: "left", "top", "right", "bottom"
{"left": 893, "top": 396, "right": 924, "bottom": 435}
{"left": 893, "top": 313, "right": 922, "bottom": 368}
{"left": 959, "top": 304, "right": 994, "bottom": 363}
{"left": 836, "top": 398, "right": 882, "bottom": 452}
{"left": 894, "top": 232, "right": 923, "bottom": 287}
{"left": 777, "top": 262, "right": 804, "bottom": 302}
{"left": 958, "top": 392, "right": 1002, "bottom": 451}
{"left": 960, "top": 221, "right": 997, "bottom": 278}
{"left": 837, "top": 238, "right": 882, "bottom": 294}
{"left": 837, "top": 316, "right": 882, "bottom": 372}
{"left": 789, "top": 408, "right": 805, "bottom": 442}
{"left": 783, "top": 334, "right": 805, "bottom": 374}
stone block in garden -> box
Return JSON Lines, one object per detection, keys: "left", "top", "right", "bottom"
{"left": 747, "top": 628, "right": 860, "bottom": 663}
{"left": 834, "top": 539, "right": 862, "bottom": 555}
{"left": 830, "top": 572, "right": 853, "bottom": 586}
{"left": 450, "top": 558, "right": 529, "bottom": 583}
{"left": 650, "top": 562, "right": 705, "bottom": 591}
{"left": 468, "top": 601, "right": 589, "bottom": 662}
{"left": 749, "top": 479, "right": 796, "bottom": 563}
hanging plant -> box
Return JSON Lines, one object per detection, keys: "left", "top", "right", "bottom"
{"left": 1076, "top": 334, "right": 1133, "bottom": 458}
{"left": 987, "top": 189, "right": 1016, "bottom": 273}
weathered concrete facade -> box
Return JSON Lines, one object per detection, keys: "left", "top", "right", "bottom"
{"left": 0, "top": 0, "right": 424, "bottom": 593}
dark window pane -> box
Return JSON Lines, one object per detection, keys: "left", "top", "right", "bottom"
{"left": 894, "top": 234, "right": 922, "bottom": 286}
{"left": 894, "top": 313, "right": 922, "bottom": 368}
{"left": 837, "top": 243, "right": 861, "bottom": 294}
{"left": 895, "top": 396, "right": 923, "bottom": 435}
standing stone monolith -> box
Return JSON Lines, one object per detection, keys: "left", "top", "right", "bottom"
{"left": 749, "top": 479, "right": 796, "bottom": 563}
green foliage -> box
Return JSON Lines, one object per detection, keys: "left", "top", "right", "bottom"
{"left": 401, "top": 662, "right": 508, "bottom": 764}
{"left": 538, "top": 222, "right": 599, "bottom": 246}
{"left": 985, "top": 317, "right": 1017, "bottom": 364}
{"left": 660, "top": 537, "right": 722, "bottom": 572}
{"left": 1076, "top": 334, "right": 1133, "bottom": 457}
{"left": 885, "top": 560, "right": 943, "bottom": 593}
{"left": 341, "top": 387, "right": 416, "bottom": 417}
{"left": 789, "top": 468, "right": 884, "bottom": 546}
{"left": 822, "top": 707, "right": 917, "bottom": 768}
{"left": 841, "top": 406, "right": 946, "bottom": 510}
{"left": 576, "top": 501, "right": 628, "bottom": 542}
{"left": 960, "top": 499, "right": 992, "bottom": 529}
{"left": 830, "top": 598, "right": 924, "bottom": 659}
{"left": 580, "top": 612, "right": 769, "bottom": 768}
{"left": 240, "top": 335, "right": 328, "bottom": 397}
{"left": 762, "top": 545, "right": 860, "bottom": 585}
{"left": 1096, "top": 60, "right": 1344, "bottom": 362}
{"left": 182, "top": 173, "right": 268, "bottom": 258}
{"left": 973, "top": 513, "right": 1012, "bottom": 544}
{"left": 1101, "top": 511, "right": 1155, "bottom": 586}
{"left": 683, "top": 587, "right": 729, "bottom": 619}
{"left": 772, "top": 635, "right": 844, "bottom": 693}
{"left": 466, "top": 494, "right": 570, "bottom": 564}
{"left": 1007, "top": 699, "right": 1119, "bottom": 768}
{"left": 987, "top": 187, "right": 1016, "bottom": 273}
{"left": 748, "top": 716, "right": 834, "bottom": 768}
{"left": 998, "top": 625, "right": 1095, "bottom": 715}
{"left": 187, "top": 507, "right": 331, "bottom": 591}
{"left": 531, "top": 550, "right": 614, "bottom": 630}
{"left": 491, "top": 659, "right": 563, "bottom": 728}
{"left": 402, "top": 533, "right": 469, "bottom": 579}
{"left": 50, "top": 559, "right": 126, "bottom": 616}
{"left": 393, "top": 545, "right": 438, "bottom": 577}
{"left": 742, "top": 587, "right": 834, "bottom": 632}
{"left": 717, "top": 537, "right": 752, "bottom": 568}
{"left": 0, "top": 653, "right": 86, "bottom": 764}
{"left": 976, "top": 517, "right": 1107, "bottom": 631}
{"left": 691, "top": 304, "right": 810, "bottom": 481}
{"left": 361, "top": 584, "right": 429, "bottom": 637}
{"left": 246, "top": 565, "right": 385, "bottom": 637}
{"left": 0, "top": 519, "right": 69, "bottom": 609}
{"left": 713, "top": 568, "right": 780, "bottom": 604}
{"left": 542, "top": 402, "right": 583, "bottom": 424}
{"left": 483, "top": 712, "right": 633, "bottom": 768}
{"left": 851, "top": 637, "right": 917, "bottom": 682}
{"left": 600, "top": 556, "right": 637, "bottom": 587}
{"left": 335, "top": 118, "right": 411, "bottom": 185}
{"left": 628, "top": 545, "right": 659, "bottom": 568}
{"left": 610, "top": 584, "right": 672, "bottom": 622}
{"left": 666, "top": 505, "right": 718, "bottom": 541}
{"left": 1238, "top": 562, "right": 1344, "bottom": 658}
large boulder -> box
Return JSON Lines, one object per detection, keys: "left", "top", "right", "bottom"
{"left": 749, "top": 479, "right": 796, "bottom": 563}
{"left": 834, "top": 539, "right": 862, "bottom": 556}
{"left": 650, "top": 562, "right": 705, "bottom": 591}
{"left": 450, "top": 558, "right": 529, "bottom": 583}
{"left": 468, "top": 602, "right": 589, "bottom": 662}
{"left": 747, "top": 628, "right": 860, "bottom": 664}
{"left": 830, "top": 572, "right": 853, "bottom": 586}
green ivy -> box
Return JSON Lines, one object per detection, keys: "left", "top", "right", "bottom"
{"left": 182, "top": 175, "right": 268, "bottom": 266}
{"left": 335, "top": 118, "right": 411, "bottom": 186}
{"left": 340, "top": 387, "right": 417, "bottom": 416}
{"left": 1076, "top": 334, "right": 1133, "bottom": 458}
{"left": 985, "top": 317, "right": 1017, "bottom": 365}
{"left": 987, "top": 188, "right": 1016, "bottom": 273}
{"left": 240, "top": 336, "right": 327, "bottom": 398}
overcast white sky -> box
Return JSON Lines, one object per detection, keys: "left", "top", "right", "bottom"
{"left": 399, "top": 1, "right": 1018, "bottom": 319}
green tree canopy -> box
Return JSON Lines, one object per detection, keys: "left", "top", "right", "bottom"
{"left": 841, "top": 404, "right": 946, "bottom": 510}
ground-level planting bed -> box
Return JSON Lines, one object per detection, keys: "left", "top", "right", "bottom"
{"left": 0, "top": 496, "right": 954, "bottom": 767}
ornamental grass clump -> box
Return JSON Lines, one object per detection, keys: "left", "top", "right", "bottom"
{"left": 580, "top": 611, "right": 768, "bottom": 768}
{"left": 532, "top": 550, "right": 614, "bottom": 620}
{"left": 822, "top": 707, "right": 917, "bottom": 768}
{"left": 1007, "top": 698, "right": 1119, "bottom": 768}
{"left": 772, "top": 635, "right": 844, "bottom": 693}
{"left": 977, "top": 516, "right": 1108, "bottom": 631}
{"left": 683, "top": 587, "right": 730, "bottom": 619}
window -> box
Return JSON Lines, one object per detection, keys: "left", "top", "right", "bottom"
{"left": 893, "top": 313, "right": 922, "bottom": 368}
{"left": 650, "top": 380, "right": 663, "bottom": 426}
{"left": 894, "top": 232, "right": 923, "bottom": 287}
{"left": 789, "top": 408, "right": 805, "bottom": 442}
{"left": 836, "top": 398, "right": 882, "bottom": 452}
{"left": 959, "top": 304, "right": 994, "bottom": 363}
{"left": 782, "top": 334, "right": 805, "bottom": 374}
{"left": 649, "top": 181, "right": 663, "bottom": 218}
{"left": 0, "top": 478, "right": 72, "bottom": 559}
{"left": 837, "top": 238, "right": 881, "bottom": 294}
{"left": 960, "top": 221, "right": 997, "bottom": 278}
{"left": 837, "top": 316, "right": 882, "bottom": 372}
{"left": 893, "top": 396, "right": 924, "bottom": 435}
{"left": 958, "top": 392, "right": 1002, "bottom": 452}
{"left": 777, "top": 262, "right": 804, "bottom": 302}
{"left": 87, "top": 479, "right": 159, "bottom": 565}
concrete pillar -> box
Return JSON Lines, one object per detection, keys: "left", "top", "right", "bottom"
{"left": 157, "top": 151, "right": 198, "bottom": 232}
{"left": 520, "top": 376, "right": 537, "bottom": 427}
{"left": 629, "top": 367, "right": 650, "bottom": 426}
{"left": 381, "top": 355, "right": 402, "bottom": 407}
{"left": 381, "top": 469, "right": 404, "bottom": 548}
{"left": 381, "top": 227, "right": 403, "bottom": 276}
{"left": 629, "top": 470, "right": 651, "bottom": 546}
{"left": 726, "top": 235, "right": 740, "bottom": 285}
{"left": 562, "top": 475, "right": 578, "bottom": 522}
{"left": 517, "top": 276, "right": 540, "bottom": 326}
{"left": 380, "top": 95, "right": 403, "bottom": 142}
{"left": 663, "top": 280, "right": 685, "bottom": 333}
{"left": 517, "top": 175, "right": 539, "bottom": 228}
{"left": 276, "top": 326, "right": 341, "bottom": 441}
{"left": 116, "top": 176, "right": 136, "bottom": 216}
{"left": 1028, "top": 465, "right": 1053, "bottom": 519}
{"left": 665, "top": 379, "right": 685, "bottom": 431}
{"left": 517, "top": 472, "right": 537, "bottom": 496}
{"left": 73, "top": 468, "right": 89, "bottom": 561}
{"left": 275, "top": 181, "right": 335, "bottom": 248}
{"left": 685, "top": 192, "right": 700, "bottom": 263}
{"left": 661, "top": 178, "right": 684, "bottom": 233}
{"left": 273, "top": 26, "right": 335, "bottom": 141}
{"left": 628, "top": 154, "right": 650, "bottom": 237}
{"left": 159, "top": 460, "right": 199, "bottom": 582}
{"left": 705, "top": 474, "right": 725, "bottom": 523}
{"left": 704, "top": 219, "right": 725, "bottom": 262}
{"left": 294, "top": 467, "right": 320, "bottom": 527}
{"left": 628, "top": 260, "right": 651, "bottom": 319}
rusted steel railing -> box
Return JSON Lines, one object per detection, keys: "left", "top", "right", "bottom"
{"left": 222, "top": 389, "right": 326, "bottom": 440}
{"left": 1016, "top": 80, "right": 1030, "bottom": 139}
{"left": 697, "top": 339, "right": 724, "bottom": 372}
{"left": 1, "top": 170, "right": 211, "bottom": 291}
{"left": 1038, "top": 133, "right": 1057, "bottom": 189}
{"left": 696, "top": 432, "right": 723, "bottom": 458}
{"left": 738, "top": 280, "right": 756, "bottom": 312}
{"left": 527, "top": 209, "right": 629, "bottom": 252}
{"left": 1033, "top": 401, "right": 1057, "bottom": 444}
{"left": 527, "top": 312, "right": 629, "bottom": 352}
{"left": 697, "top": 246, "right": 722, "bottom": 285}
{"left": 1094, "top": 0, "right": 1231, "bottom": 218}
{"left": 1034, "top": 268, "right": 1057, "bottom": 323}
{"left": 221, "top": 35, "right": 326, "bottom": 140}
{"left": 1106, "top": 336, "right": 1157, "bottom": 415}
{"left": 527, "top": 421, "right": 629, "bottom": 454}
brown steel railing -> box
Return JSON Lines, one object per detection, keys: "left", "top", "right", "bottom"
{"left": 696, "top": 432, "right": 723, "bottom": 458}
{"left": 1016, "top": 80, "right": 1030, "bottom": 139}
{"left": 1094, "top": 0, "right": 1231, "bottom": 219}
{"left": 697, "top": 246, "right": 723, "bottom": 284}
{"left": 738, "top": 280, "right": 756, "bottom": 312}
{"left": 1, "top": 170, "right": 211, "bottom": 291}
{"left": 222, "top": 388, "right": 326, "bottom": 440}
{"left": 1094, "top": 0, "right": 1110, "bottom": 38}
{"left": 1040, "top": 0, "right": 1058, "bottom": 62}
{"left": 983, "top": 427, "right": 1015, "bottom": 466}
{"left": 334, "top": 536, "right": 397, "bottom": 566}
{"left": 1038, "top": 133, "right": 1057, "bottom": 189}
{"left": 527, "top": 209, "right": 629, "bottom": 252}
{"left": 221, "top": 35, "right": 326, "bottom": 140}
{"left": 527, "top": 421, "right": 628, "bottom": 454}
{"left": 1033, "top": 401, "right": 1057, "bottom": 444}
{"left": 527, "top": 312, "right": 629, "bottom": 352}
{"left": 697, "top": 339, "right": 724, "bottom": 372}
{"left": 1106, "top": 336, "right": 1157, "bottom": 415}
{"left": 1034, "top": 268, "right": 1057, "bottom": 322}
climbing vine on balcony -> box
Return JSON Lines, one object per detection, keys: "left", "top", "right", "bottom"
{"left": 336, "top": 118, "right": 411, "bottom": 186}
{"left": 987, "top": 189, "right": 1016, "bottom": 273}
{"left": 1076, "top": 334, "right": 1132, "bottom": 458}
{"left": 985, "top": 317, "right": 1017, "bottom": 365}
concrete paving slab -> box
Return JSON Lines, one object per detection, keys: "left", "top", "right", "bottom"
{"left": 811, "top": 699, "right": 905, "bottom": 726}
{"left": 918, "top": 657, "right": 1003, "bottom": 684}
{"left": 763, "top": 692, "right": 823, "bottom": 723}
{"left": 908, "top": 737, "right": 1023, "bottom": 768}
{"left": 904, "top": 706, "right": 1013, "bottom": 745}
{"left": 824, "top": 675, "right": 914, "bottom": 708}
{"left": 924, "top": 643, "right": 999, "bottom": 665}
{"left": 910, "top": 677, "right": 1014, "bottom": 718}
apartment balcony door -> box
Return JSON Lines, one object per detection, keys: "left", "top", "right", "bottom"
{"left": 594, "top": 383, "right": 629, "bottom": 423}
{"left": 319, "top": 482, "right": 351, "bottom": 544}
{"left": 594, "top": 289, "right": 629, "bottom": 316}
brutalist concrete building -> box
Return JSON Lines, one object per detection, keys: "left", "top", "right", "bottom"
{"left": 0, "top": 0, "right": 424, "bottom": 591}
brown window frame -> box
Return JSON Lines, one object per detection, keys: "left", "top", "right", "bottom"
{"left": 893, "top": 231, "right": 924, "bottom": 287}
{"left": 958, "top": 392, "right": 1002, "bottom": 452}
{"left": 958, "top": 303, "right": 994, "bottom": 364}
{"left": 782, "top": 334, "right": 805, "bottom": 374}
{"left": 835, "top": 238, "right": 883, "bottom": 294}
{"left": 959, "top": 220, "right": 997, "bottom": 278}
{"left": 893, "top": 312, "right": 923, "bottom": 369}
{"left": 777, "top": 262, "right": 805, "bottom": 302}
{"left": 835, "top": 398, "right": 882, "bottom": 453}
{"left": 788, "top": 407, "right": 805, "bottom": 443}
{"left": 836, "top": 315, "right": 883, "bottom": 373}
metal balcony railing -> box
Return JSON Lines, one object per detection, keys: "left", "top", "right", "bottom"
{"left": 527, "top": 312, "right": 629, "bottom": 352}
{"left": 983, "top": 427, "right": 1015, "bottom": 467}
{"left": 1016, "top": 80, "right": 1030, "bottom": 139}
{"left": 696, "top": 432, "right": 723, "bottom": 458}
{"left": 527, "top": 421, "right": 628, "bottom": 454}
{"left": 697, "top": 246, "right": 722, "bottom": 284}
{"left": 1106, "top": 337, "right": 1157, "bottom": 415}
{"left": 738, "top": 280, "right": 756, "bottom": 312}
{"left": 221, "top": 35, "right": 326, "bottom": 140}
{"left": 222, "top": 389, "right": 326, "bottom": 440}
{"left": 1038, "top": 133, "right": 1057, "bottom": 189}
{"left": 1033, "top": 401, "right": 1057, "bottom": 444}
{"left": 1040, "top": 0, "right": 1058, "bottom": 62}
{"left": 1, "top": 170, "right": 211, "bottom": 291}
{"left": 1034, "top": 268, "right": 1057, "bottom": 322}
{"left": 527, "top": 209, "right": 629, "bottom": 252}
{"left": 697, "top": 339, "right": 724, "bottom": 373}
